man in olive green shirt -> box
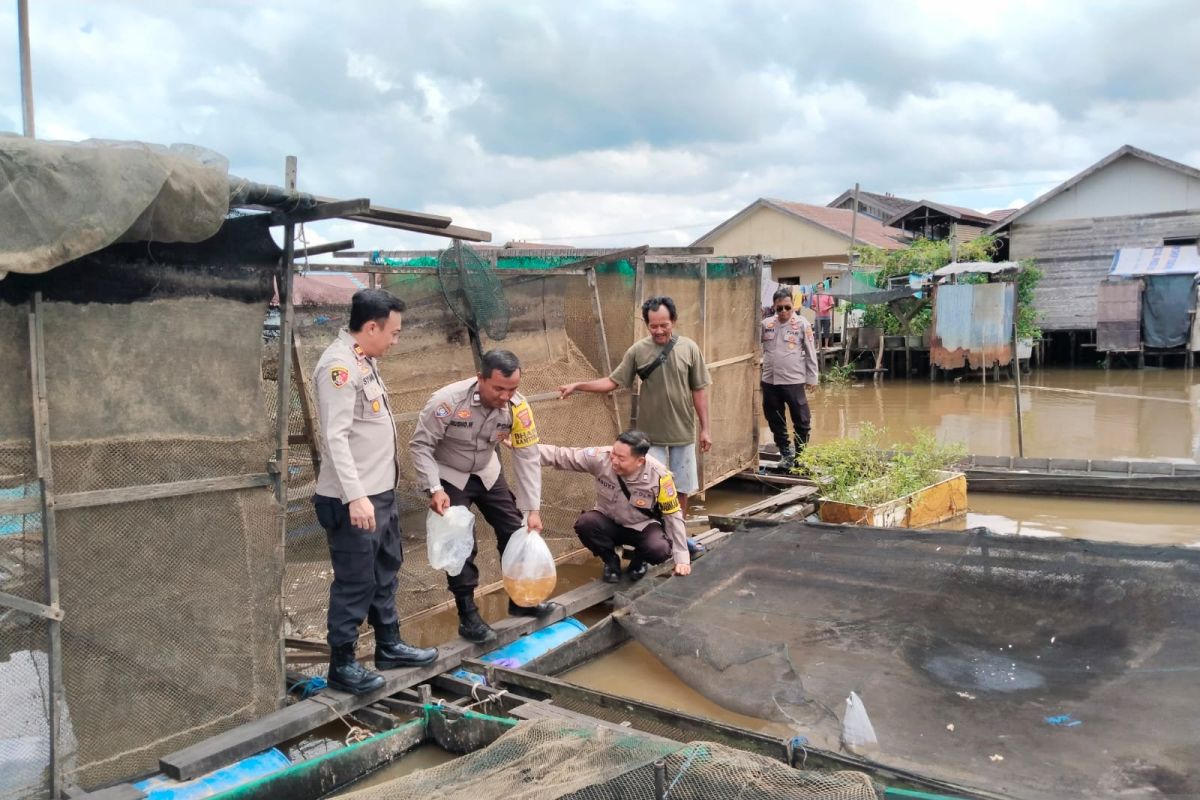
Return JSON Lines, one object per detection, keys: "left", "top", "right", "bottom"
{"left": 559, "top": 296, "right": 712, "bottom": 516}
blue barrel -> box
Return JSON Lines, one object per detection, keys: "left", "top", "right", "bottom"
{"left": 479, "top": 617, "right": 587, "bottom": 667}
{"left": 134, "top": 749, "right": 291, "bottom": 800}
{"left": 448, "top": 617, "right": 589, "bottom": 686}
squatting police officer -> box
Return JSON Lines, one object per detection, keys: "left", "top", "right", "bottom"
{"left": 410, "top": 349, "right": 550, "bottom": 644}
{"left": 312, "top": 289, "right": 437, "bottom": 695}
{"left": 541, "top": 429, "right": 691, "bottom": 582}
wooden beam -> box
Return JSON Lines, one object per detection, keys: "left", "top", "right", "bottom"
{"left": 312, "top": 197, "right": 452, "bottom": 229}
{"left": 28, "top": 293, "right": 66, "bottom": 799}
{"left": 295, "top": 239, "right": 354, "bottom": 259}
{"left": 291, "top": 329, "right": 322, "bottom": 476}
{"left": 269, "top": 198, "right": 370, "bottom": 226}
{"left": 0, "top": 590, "right": 62, "bottom": 621}
{"left": 159, "top": 576, "right": 620, "bottom": 780}
{"left": 340, "top": 215, "right": 492, "bottom": 243}
{"left": 0, "top": 473, "right": 274, "bottom": 516}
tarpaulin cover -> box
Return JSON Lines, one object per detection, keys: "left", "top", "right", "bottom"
{"left": 0, "top": 136, "right": 231, "bottom": 276}
{"left": 618, "top": 523, "right": 1200, "bottom": 799}
{"left": 826, "top": 271, "right": 917, "bottom": 305}
{"left": 1142, "top": 274, "right": 1197, "bottom": 348}
{"left": 1110, "top": 246, "right": 1200, "bottom": 277}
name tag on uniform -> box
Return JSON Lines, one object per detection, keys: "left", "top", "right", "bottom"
{"left": 363, "top": 381, "right": 384, "bottom": 401}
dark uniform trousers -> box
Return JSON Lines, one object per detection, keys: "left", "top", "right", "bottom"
{"left": 761, "top": 381, "right": 811, "bottom": 452}
{"left": 313, "top": 490, "right": 402, "bottom": 648}
{"left": 441, "top": 472, "right": 525, "bottom": 598}
{"left": 574, "top": 510, "right": 672, "bottom": 565}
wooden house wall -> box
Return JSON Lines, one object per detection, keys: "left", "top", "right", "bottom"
{"left": 1009, "top": 210, "right": 1200, "bottom": 331}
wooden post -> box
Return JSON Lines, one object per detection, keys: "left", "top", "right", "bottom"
{"left": 586, "top": 266, "right": 619, "bottom": 425}
{"left": 291, "top": 329, "right": 321, "bottom": 476}
{"left": 1011, "top": 288, "right": 1026, "bottom": 458}
{"left": 275, "top": 156, "right": 298, "bottom": 701}
{"left": 842, "top": 183, "right": 860, "bottom": 367}
{"left": 630, "top": 255, "right": 646, "bottom": 428}
{"left": 696, "top": 257, "right": 708, "bottom": 497}
{"left": 18, "top": 0, "right": 35, "bottom": 138}
{"left": 29, "top": 292, "right": 64, "bottom": 798}
{"left": 750, "top": 256, "right": 763, "bottom": 464}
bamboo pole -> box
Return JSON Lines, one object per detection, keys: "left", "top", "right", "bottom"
{"left": 1010, "top": 284, "right": 1025, "bottom": 457}
{"left": 18, "top": 0, "right": 35, "bottom": 138}
{"left": 29, "top": 292, "right": 64, "bottom": 797}
{"left": 275, "top": 156, "right": 297, "bottom": 701}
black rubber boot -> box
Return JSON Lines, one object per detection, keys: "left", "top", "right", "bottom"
{"left": 374, "top": 623, "right": 438, "bottom": 669}
{"left": 777, "top": 446, "right": 796, "bottom": 470}
{"left": 455, "top": 594, "right": 498, "bottom": 644}
{"left": 507, "top": 598, "right": 556, "bottom": 618}
{"left": 601, "top": 552, "right": 621, "bottom": 583}
{"left": 327, "top": 642, "right": 385, "bottom": 695}
{"left": 627, "top": 558, "right": 649, "bottom": 581}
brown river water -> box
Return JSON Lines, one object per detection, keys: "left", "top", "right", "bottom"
{"left": 337, "top": 368, "right": 1199, "bottom": 787}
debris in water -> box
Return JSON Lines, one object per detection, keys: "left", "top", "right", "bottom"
{"left": 990, "top": 754, "right": 1005, "bottom": 762}
{"left": 946, "top": 723, "right": 955, "bottom": 732}
{"left": 956, "top": 691, "right": 976, "bottom": 700}
{"left": 1044, "top": 714, "right": 1082, "bottom": 727}
{"left": 735, "top": 589, "right": 756, "bottom": 597}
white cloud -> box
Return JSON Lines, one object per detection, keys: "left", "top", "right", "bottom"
{"left": 2, "top": 0, "right": 1198, "bottom": 249}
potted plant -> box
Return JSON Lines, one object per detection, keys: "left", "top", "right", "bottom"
{"left": 793, "top": 425, "right": 967, "bottom": 528}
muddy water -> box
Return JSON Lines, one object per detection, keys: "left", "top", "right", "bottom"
{"left": 331, "top": 744, "right": 456, "bottom": 795}
{"left": 563, "top": 638, "right": 795, "bottom": 738}
{"left": 804, "top": 367, "right": 1200, "bottom": 461}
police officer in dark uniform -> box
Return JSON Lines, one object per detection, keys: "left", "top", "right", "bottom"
{"left": 312, "top": 289, "right": 437, "bottom": 695}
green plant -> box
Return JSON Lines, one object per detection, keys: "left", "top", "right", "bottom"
{"left": 1015, "top": 261, "right": 1044, "bottom": 341}
{"left": 820, "top": 362, "right": 854, "bottom": 386}
{"left": 792, "top": 425, "right": 966, "bottom": 505}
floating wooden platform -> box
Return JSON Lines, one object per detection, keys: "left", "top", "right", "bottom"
{"left": 750, "top": 448, "right": 1200, "bottom": 503}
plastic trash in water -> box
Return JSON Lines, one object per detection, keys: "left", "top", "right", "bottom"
{"left": 841, "top": 691, "right": 878, "bottom": 755}
{"left": 1044, "top": 714, "right": 1082, "bottom": 727}
{"left": 426, "top": 507, "right": 475, "bottom": 576}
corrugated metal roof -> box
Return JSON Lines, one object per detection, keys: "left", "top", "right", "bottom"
{"left": 934, "top": 261, "right": 1020, "bottom": 277}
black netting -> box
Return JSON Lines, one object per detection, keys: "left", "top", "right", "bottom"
{"left": 619, "top": 523, "right": 1200, "bottom": 799}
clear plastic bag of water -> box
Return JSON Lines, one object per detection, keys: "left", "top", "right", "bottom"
{"left": 426, "top": 506, "right": 475, "bottom": 577}
{"left": 501, "top": 525, "right": 557, "bottom": 607}
{"left": 841, "top": 691, "right": 879, "bottom": 754}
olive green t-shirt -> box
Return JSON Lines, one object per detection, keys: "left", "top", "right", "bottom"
{"left": 610, "top": 335, "right": 711, "bottom": 446}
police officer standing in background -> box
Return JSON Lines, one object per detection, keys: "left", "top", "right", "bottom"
{"left": 410, "top": 349, "right": 550, "bottom": 645}
{"left": 312, "top": 289, "right": 437, "bottom": 696}
{"left": 541, "top": 429, "right": 690, "bottom": 582}
{"left": 761, "top": 287, "right": 819, "bottom": 468}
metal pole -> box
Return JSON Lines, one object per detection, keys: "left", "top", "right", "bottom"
{"left": 274, "top": 155, "right": 297, "bottom": 701}
{"left": 18, "top": 0, "right": 35, "bottom": 137}
{"left": 30, "top": 292, "right": 63, "bottom": 797}
{"left": 654, "top": 759, "right": 667, "bottom": 800}
{"left": 1011, "top": 285, "right": 1026, "bottom": 458}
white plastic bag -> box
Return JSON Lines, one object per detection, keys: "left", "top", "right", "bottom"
{"left": 501, "top": 525, "right": 557, "bottom": 607}
{"left": 426, "top": 507, "right": 475, "bottom": 577}
{"left": 840, "top": 691, "right": 879, "bottom": 755}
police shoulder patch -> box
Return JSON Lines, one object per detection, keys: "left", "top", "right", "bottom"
{"left": 329, "top": 365, "right": 350, "bottom": 388}
{"left": 657, "top": 473, "right": 681, "bottom": 514}
{"left": 434, "top": 402, "right": 451, "bottom": 419}
{"left": 509, "top": 399, "right": 540, "bottom": 448}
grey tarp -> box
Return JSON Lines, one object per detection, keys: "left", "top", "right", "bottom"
{"left": 0, "top": 136, "right": 231, "bottom": 276}
{"left": 1142, "top": 274, "right": 1197, "bottom": 348}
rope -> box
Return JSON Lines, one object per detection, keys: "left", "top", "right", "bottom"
{"left": 310, "top": 694, "right": 373, "bottom": 746}
{"left": 998, "top": 383, "right": 1194, "bottom": 405}
{"left": 288, "top": 675, "right": 327, "bottom": 700}
{"left": 662, "top": 743, "right": 703, "bottom": 799}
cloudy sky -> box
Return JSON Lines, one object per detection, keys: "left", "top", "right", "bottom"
{"left": 2, "top": 0, "right": 1199, "bottom": 250}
